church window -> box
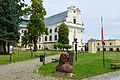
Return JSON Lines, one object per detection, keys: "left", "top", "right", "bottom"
{"left": 50, "top": 29, "right": 52, "bottom": 33}
{"left": 39, "top": 45, "right": 41, "bottom": 49}
{"left": 49, "top": 35, "right": 52, "bottom": 41}
{"left": 73, "top": 19, "right": 76, "bottom": 24}
{"left": 55, "top": 28, "right": 57, "bottom": 32}
{"left": 22, "top": 30, "right": 24, "bottom": 33}
{"left": 39, "top": 38, "right": 41, "bottom": 42}
{"left": 24, "top": 30, "right": 27, "bottom": 34}
{"left": 54, "top": 35, "right": 57, "bottom": 40}
{"left": 45, "top": 36, "right": 47, "bottom": 41}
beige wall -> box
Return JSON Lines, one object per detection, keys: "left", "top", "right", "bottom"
{"left": 88, "top": 41, "right": 96, "bottom": 53}
{"left": 96, "top": 40, "right": 120, "bottom": 51}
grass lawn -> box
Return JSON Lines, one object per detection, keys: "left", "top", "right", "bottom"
{"left": 0, "top": 50, "right": 60, "bottom": 65}
{"left": 38, "top": 52, "right": 120, "bottom": 79}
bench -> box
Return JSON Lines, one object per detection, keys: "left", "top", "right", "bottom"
{"left": 51, "top": 58, "right": 59, "bottom": 62}
{"left": 110, "top": 63, "right": 120, "bottom": 69}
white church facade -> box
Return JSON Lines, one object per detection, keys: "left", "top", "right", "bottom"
{"left": 18, "top": 6, "right": 85, "bottom": 50}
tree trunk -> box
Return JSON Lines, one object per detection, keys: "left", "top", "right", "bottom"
{"left": 34, "top": 43, "right": 37, "bottom": 51}
{"left": 7, "top": 43, "right": 10, "bottom": 54}
{"left": 3, "top": 42, "right": 6, "bottom": 54}
{"left": 33, "top": 37, "right": 37, "bottom": 51}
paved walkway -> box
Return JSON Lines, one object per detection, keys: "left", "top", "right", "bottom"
{"left": 0, "top": 55, "right": 61, "bottom": 80}
{"left": 82, "top": 70, "right": 120, "bottom": 80}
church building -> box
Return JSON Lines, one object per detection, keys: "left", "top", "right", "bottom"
{"left": 18, "top": 6, "right": 85, "bottom": 50}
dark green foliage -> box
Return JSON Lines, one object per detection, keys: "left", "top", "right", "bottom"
{"left": 0, "top": 0, "right": 26, "bottom": 53}
{"left": 21, "top": 32, "right": 29, "bottom": 46}
{"left": 54, "top": 43, "right": 71, "bottom": 51}
{"left": 57, "top": 23, "right": 69, "bottom": 50}
{"left": 0, "top": 0, "right": 26, "bottom": 42}
{"left": 58, "top": 23, "right": 69, "bottom": 44}
{"left": 56, "top": 43, "right": 63, "bottom": 50}
{"left": 63, "top": 44, "right": 72, "bottom": 51}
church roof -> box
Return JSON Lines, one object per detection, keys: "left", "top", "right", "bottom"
{"left": 45, "top": 11, "right": 67, "bottom": 26}
{"left": 19, "top": 11, "right": 68, "bottom": 28}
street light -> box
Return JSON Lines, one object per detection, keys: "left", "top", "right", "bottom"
{"left": 73, "top": 38, "right": 78, "bottom": 61}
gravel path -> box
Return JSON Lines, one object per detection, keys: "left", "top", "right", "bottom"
{"left": 0, "top": 55, "right": 61, "bottom": 80}
{"left": 82, "top": 70, "right": 120, "bottom": 80}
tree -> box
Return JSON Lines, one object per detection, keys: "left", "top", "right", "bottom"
{"left": 63, "top": 44, "right": 72, "bottom": 51}
{"left": 26, "top": 0, "right": 47, "bottom": 51}
{"left": 58, "top": 23, "right": 69, "bottom": 44}
{"left": 0, "top": 0, "right": 26, "bottom": 54}
{"left": 54, "top": 43, "right": 71, "bottom": 51}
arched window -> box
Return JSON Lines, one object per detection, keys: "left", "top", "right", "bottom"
{"left": 110, "top": 43, "right": 112, "bottom": 45}
{"left": 39, "top": 38, "right": 41, "bottom": 42}
{"left": 49, "top": 35, "right": 52, "bottom": 41}
{"left": 45, "top": 36, "right": 47, "bottom": 41}
{"left": 73, "top": 19, "right": 76, "bottom": 24}
{"left": 39, "top": 45, "right": 41, "bottom": 49}
{"left": 55, "top": 28, "right": 57, "bottom": 32}
{"left": 54, "top": 35, "right": 57, "bottom": 40}
{"left": 22, "top": 30, "right": 24, "bottom": 33}
{"left": 97, "top": 48, "right": 100, "bottom": 51}
{"left": 117, "top": 48, "right": 119, "bottom": 51}
{"left": 24, "top": 30, "right": 27, "bottom": 34}
{"left": 109, "top": 48, "right": 113, "bottom": 51}
{"left": 50, "top": 29, "right": 52, "bottom": 33}
{"left": 103, "top": 48, "right": 106, "bottom": 51}
{"left": 98, "top": 43, "right": 99, "bottom": 45}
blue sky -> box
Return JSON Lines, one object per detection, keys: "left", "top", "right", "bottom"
{"left": 25, "top": 0, "right": 120, "bottom": 42}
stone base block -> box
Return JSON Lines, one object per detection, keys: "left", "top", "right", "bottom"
{"left": 56, "top": 71, "right": 73, "bottom": 77}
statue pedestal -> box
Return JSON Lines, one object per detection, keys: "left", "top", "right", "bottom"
{"left": 56, "top": 71, "right": 73, "bottom": 77}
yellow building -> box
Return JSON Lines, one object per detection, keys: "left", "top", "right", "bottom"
{"left": 88, "top": 38, "right": 97, "bottom": 53}
{"left": 88, "top": 39, "right": 120, "bottom": 53}
{"left": 96, "top": 39, "right": 120, "bottom": 51}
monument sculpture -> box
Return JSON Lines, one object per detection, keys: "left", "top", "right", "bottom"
{"left": 56, "top": 52, "right": 74, "bottom": 77}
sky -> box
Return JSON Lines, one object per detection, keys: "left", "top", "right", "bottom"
{"left": 25, "top": 0, "right": 120, "bottom": 42}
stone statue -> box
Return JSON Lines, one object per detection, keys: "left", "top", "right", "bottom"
{"left": 56, "top": 52, "right": 73, "bottom": 77}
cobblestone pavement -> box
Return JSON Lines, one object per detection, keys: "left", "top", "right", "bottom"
{"left": 0, "top": 55, "right": 62, "bottom": 80}
{"left": 82, "top": 70, "right": 120, "bottom": 80}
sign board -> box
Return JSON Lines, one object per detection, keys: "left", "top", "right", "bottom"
{"left": 9, "top": 46, "right": 13, "bottom": 54}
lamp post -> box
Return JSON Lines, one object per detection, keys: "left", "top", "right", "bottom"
{"left": 82, "top": 43, "right": 85, "bottom": 54}
{"left": 73, "top": 38, "right": 78, "bottom": 61}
